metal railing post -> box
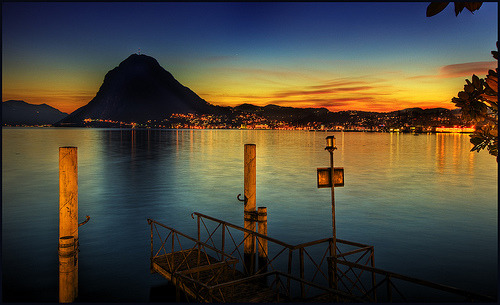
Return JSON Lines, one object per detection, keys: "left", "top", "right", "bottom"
{"left": 221, "top": 223, "right": 226, "bottom": 255}
{"left": 299, "top": 248, "right": 305, "bottom": 298}
{"left": 370, "top": 248, "right": 377, "bottom": 301}
{"left": 387, "top": 275, "right": 392, "bottom": 302}
{"left": 150, "top": 221, "right": 154, "bottom": 273}
{"left": 287, "top": 249, "right": 293, "bottom": 294}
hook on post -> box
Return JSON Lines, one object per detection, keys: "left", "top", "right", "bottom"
{"left": 237, "top": 194, "right": 246, "bottom": 202}
{"left": 78, "top": 215, "right": 90, "bottom": 227}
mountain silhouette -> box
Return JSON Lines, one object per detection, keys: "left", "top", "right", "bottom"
{"left": 2, "top": 100, "right": 68, "bottom": 126}
{"left": 56, "top": 54, "right": 219, "bottom": 126}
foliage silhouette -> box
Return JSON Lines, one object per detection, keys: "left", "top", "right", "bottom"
{"left": 427, "top": 2, "right": 498, "bottom": 162}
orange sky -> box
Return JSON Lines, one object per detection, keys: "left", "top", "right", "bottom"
{"left": 2, "top": 2, "right": 497, "bottom": 114}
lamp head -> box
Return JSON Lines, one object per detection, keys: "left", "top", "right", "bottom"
{"left": 325, "top": 135, "right": 337, "bottom": 152}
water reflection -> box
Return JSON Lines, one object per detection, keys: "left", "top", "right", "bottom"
{"left": 1, "top": 128, "right": 496, "bottom": 302}
{"left": 435, "top": 133, "right": 476, "bottom": 175}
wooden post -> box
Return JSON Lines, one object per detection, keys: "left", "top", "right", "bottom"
{"left": 59, "top": 236, "right": 76, "bottom": 303}
{"left": 59, "top": 147, "right": 78, "bottom": 302}
{"left": 257, "top": 207, "right": 268, "bottom": 273}
{"left": 244, "top": 144, "right": 256, "bottom": 275}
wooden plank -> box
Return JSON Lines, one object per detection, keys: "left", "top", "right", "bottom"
{"left": 178, "top": 260, "right": 238, "bottom": 275}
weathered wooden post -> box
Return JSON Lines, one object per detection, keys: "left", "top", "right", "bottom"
{"left": 257, "top": 206, "right": 268, "bottom": 273}
{"left": 59, "top": 236, "right": 76, "bottom": 303}
{"left": 59, "top": 147, "right": 78, "bottom": 302}
{"left": 243, "top": 144, "right": 256, "bottom": 274}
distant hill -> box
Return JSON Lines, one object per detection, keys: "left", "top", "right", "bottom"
{"left": 230, "top": 103, "right": 462, "bottom": 127}
{"left": 2, "top": 100, "right": 68, "bottom": 126}
{"left": 56, "top": 54, "right": 223, "bottom": 126}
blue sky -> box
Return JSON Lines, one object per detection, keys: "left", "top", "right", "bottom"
{"left": 2, "top": 2, "right": 498, "bottom": 113}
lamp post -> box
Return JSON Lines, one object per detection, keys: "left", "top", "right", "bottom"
{"left": 325, "top": 136, "right": 337, "bottom": 254}
{"left": 317, "top": 136, "right": 344, "bottom": 291}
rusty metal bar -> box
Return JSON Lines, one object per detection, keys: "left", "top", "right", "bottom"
{"left": 274, "top": 271, "right": 366, "bottom": 302}
{"left": 150, "top": 221, "right": 154, "bottom": 273}
{"left": 336, "top": 246, "right": 372, "bottom": 258}
{"left": 293, "top": 237, "right": 332, "bottom": 249}
{"left": 334, "top": 259, "right": 495, "bottom": 302}
{"left": 192, "top": 212, "right": 294, "bottom": 249}
{"left": 370, "top": 248, "right": 377, "bottom": 301}
{"left": 287, "top": 249, "right": 293, "bottom": 294}
{"left": 200, "top": 218, "right": 222, "bottom": 250}
{"left": 221, "top": 223, "right": 226, "bottom": 255}
{"left": 299, "top": 248, "right": 305, "bottom": 298}
{"left": 387, "top": 275, "right": 392, "bottom": 302}
{"left": 335, "top": 264, "right": 362, "bottom": 295}
{"left": 261, "top": 245, "right": 289, "bottom": 272}
{"left": 302, "top": 247, "right": 329, "bottom": 283}
{"left": 360, "top": 276, "right": 386, "bottom": 302}
{"left": 336, "top": 238, "right": 372, "bottom": 248}
{"left": 147, "top": 219, "right": 237, "bottom": 261}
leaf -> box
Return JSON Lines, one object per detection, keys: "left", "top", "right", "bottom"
{"left": 454, "top": 3, "right": 466, "bottom": 16}
{"left": 464, "top": 2, "right": 483, "bottom": 13}
{"left": 480, "top": 93, "right": 498, "bottom": 105}
{"left": 458, "top": 91, "right": 469, "bottom": 100}
{"left": 426, "top": 2, "right": 449, "bottom": 17}
{"left": 485, "top": 75, "right": 498, "bottom": 92}
{"left": 472, "top": 74, "right": 481, "bottom": 89}
{"left": 464, "top": 84, "right": 475, "bottom": 93}
{"left": 470, "top": 136, "right": 484, "bottom": 146}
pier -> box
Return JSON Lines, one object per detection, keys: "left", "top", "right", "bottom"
{"left": 148, "top": 214, "right": 369, "bottom": 302}
{"left": 147, "top": 141, "right": 495, "bottom": 303}
{"left": 148, "top": 213, "right": 494, "bottom": 302}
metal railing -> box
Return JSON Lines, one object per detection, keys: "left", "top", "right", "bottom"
{"left": 149, "top": 214, "right": 494, "bottom": 302}
{"left": 190, "top": 212, "right": 375, "bottom": 300}
{"left": 147, "top": 218, "right": 240, "bottom": 301}
{"left": 175, "top": 270, "right": 366, "bottom": 302}
{"left": 329, "top": 257, "right": 496, "bottom": 302}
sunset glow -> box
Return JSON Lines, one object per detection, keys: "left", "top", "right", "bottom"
{"left": 2, "top": 2, "right": 497, "bottom": 114}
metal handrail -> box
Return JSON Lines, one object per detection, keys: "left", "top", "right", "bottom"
{"left": 192, "top": 212, "right": 374, "bottom": 251}
{"left": 332, "top": 257, "right": 496, "bottom": 302}
{"left": 191, "top": 212, "right": 376, "bottom": 299}
{"left": 192, "top": 212, "right": 294, "bottom": 249}
{"left": 148, "top": 218, "right": 238, "bottom": 262}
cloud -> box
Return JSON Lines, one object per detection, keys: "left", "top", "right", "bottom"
{"left": 308, "top": 80, "right": 369, "bottom": 90}
{"left": 271, "top": 86, "right": 378, "bottom": 99}
{"left": 202, "top": 76, "right": 397, "bottom": 111}
{"left": 269, "top": 77, "right": 393, "bottom": 99}
{"left": 406, "top": 61, "right": 496, "bottom": 81}
{"left": 439, "top": 61, "right": 496, "bottom": 78}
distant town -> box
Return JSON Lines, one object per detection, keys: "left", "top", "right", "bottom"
{"left": 78, "top": 106, "right": 474, "bottom": 133}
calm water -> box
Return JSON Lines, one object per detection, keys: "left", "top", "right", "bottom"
{"left": 2, "top": 128, "right": 497, "bottom": 302}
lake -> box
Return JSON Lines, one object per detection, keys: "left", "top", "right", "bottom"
{"left": 1, "top": 128, "right": 497, "bottom": 302}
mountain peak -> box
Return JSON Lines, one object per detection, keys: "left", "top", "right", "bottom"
{"left": 119, "top": 53, "right": 160, "bottom": 68}
{"left": 56, "top": 54, "right": 218, "bottom": 125}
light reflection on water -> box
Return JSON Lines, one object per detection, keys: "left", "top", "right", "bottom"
{"left": 2, "top": 128, "right": 497, "bottom": 302}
